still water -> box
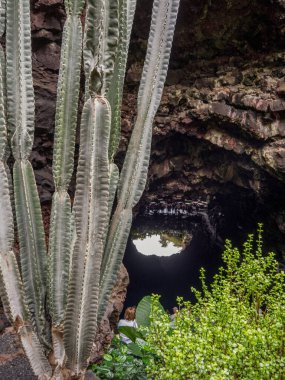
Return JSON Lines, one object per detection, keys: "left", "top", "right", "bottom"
{"left": 123, "top": 215, "right": 223, "bottom": 311}
{"left": 133, "top": 233, "right": 189, "bottom": 256}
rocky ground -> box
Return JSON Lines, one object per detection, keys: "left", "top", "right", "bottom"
{"left": 0, "top": 306, "right": 37, "bottom": 380}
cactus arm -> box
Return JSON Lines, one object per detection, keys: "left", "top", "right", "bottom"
{"left": 0, "top": 2, "right": 52, "bottom": 376}
{"left": 83, "top": 0, "right": 103, "bottom": 88}
{"left": 0, "top": 272, "right": 12, "bottom": 322}
{"left": 0, "top": 251, "right": 52, "bottom": 379}
{"left": 97, "top": 208, "right": 132, "bottom": 323}
{"left": 0, "top": 245, "right": 52, "bottom": 379}
{"left": 0, "top": 250, "right": 52, "bottom": 380}
{"left": 0, "top": 45, "right": 12, "bottom": 252}
{"left": 48, "top": 0, "right": 84, "bottom": 329}
{"left": 0, "top": 163, "right": 14, "bottom": 255}
{"left": 0, "top": 0, "right": 5, "bottom": 36}
{"left": 64, "top": 97, "right": 111, "bottom": 373}
{"left": 52, "top": 15, "right": 83, "bottom": 189}
{"left": 107, "top": 0, "right": 136, "bottom": 158}
{"left": 84, "top": 0, "right": 119, "bottom": 96}
{"left": 48, "top": 192, "right": 72, "bottom": 326}
{"left": 99, "top": 163, "right": 119, "bottom": 284}
{"left": 0, "top": 1, "right": 20, "bottom": 323}
{"left": 13, "top": 160, "right": 48, "bottom": 344}
{"left": 19, "top": 326, "right": 52, "bottom": 380}
{"left": 65, "top": 0, "right": 85, "bottom": 15}
{"left": 5, "top": 1, "right": 49, "bottom": 345}
{"left": 0, "top": 251, "right": 26, "bottom": 322}
{"left": 6, "top": 0, "right": 34, "bottom": 158}
{"left": 117, "top": 0, "right": 180, "bottom": 209}
{"left": 98, "top": 0, "right": 180, "bottom": 323}
{"left": 100, "top": 164, "right": 120, "bottom": 282}
{"left": 0, "top": 49, "right": 6, "bottom": 159}
{"left": 137, "top": 0, "right": 180, "bottom": 115}
{"left": 100, "top": 0, "right": 120, "bottom": 95}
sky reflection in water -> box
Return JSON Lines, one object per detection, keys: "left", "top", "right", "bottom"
{"left": 133, "top": 234, "right": 182, "bottom": 256}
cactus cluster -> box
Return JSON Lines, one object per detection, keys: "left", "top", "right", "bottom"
{"left": 0, "top": 0, "right": 180, "bottom": 378}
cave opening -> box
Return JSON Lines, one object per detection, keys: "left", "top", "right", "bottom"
{"left": 123, "top": 170, "right": 285, "bottom": 311}
{"left": 123, "top": 214, "right": 223, "bottom": 311}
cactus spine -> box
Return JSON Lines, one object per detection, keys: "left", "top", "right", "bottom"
{"left": 0, "top": 0, "right": 180, "bottom": 378}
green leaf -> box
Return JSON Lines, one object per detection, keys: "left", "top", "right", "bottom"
{"left": 137, "top": 295, "right": 165, "bottom": 327}
{"left": 103, "top": 354, "right": 113, "bottom": 361}
{"left": 118, "top": 326, "right": 144, "bottom": 343}
{"left": 136, "top": 296, "right": 152, "bottom": 327}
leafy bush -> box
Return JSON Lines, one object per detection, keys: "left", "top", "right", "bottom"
{"left": 91, "top": 296, "right": 160, "bottom": 379}
{"left": 91, "top": 336, "right": 152, "bottom": 380}
{"left": 145, "top": 225, "right": 285, "bottom": 380}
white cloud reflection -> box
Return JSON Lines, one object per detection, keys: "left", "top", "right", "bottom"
{"left": 133, "top": 234, "right": 181, "bottom": 257}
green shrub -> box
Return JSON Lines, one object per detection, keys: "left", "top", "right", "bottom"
{"left": 91, "top": 336, "right": 152, "bottom": 380}
{"left": 146, "top": 225, "right": 285, "bottom": 380}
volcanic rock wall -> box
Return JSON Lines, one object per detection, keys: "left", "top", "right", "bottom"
{"left": 30, "top": 0, "right": 285, "bottom": 247}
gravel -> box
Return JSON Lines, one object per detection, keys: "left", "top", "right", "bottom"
{"left": 0, "top": 327, "right": 37, "bottom": 380}
{"left": 0, "top": 355, "right": 37, "bottom": 380}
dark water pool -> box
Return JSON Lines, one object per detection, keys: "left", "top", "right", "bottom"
{"left": 122, "top": 198, "right": 285, "bottom": 312}
{"left": 123, "top": 215, "right": 223, "bottom": 311}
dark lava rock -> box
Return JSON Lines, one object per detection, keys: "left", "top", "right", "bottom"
{"left": 276, "top": 79, "right": 285, "bottom": 96}
{"left": 30, "top": 1, "right": 285, "bottom": 245}
{"left": 0, "top": 328, "right": 37, "bottom": 380}
{"left": 0, "top": 355, "right": 37, "bottom": 380}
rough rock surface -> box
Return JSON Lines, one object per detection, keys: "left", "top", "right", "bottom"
{"left": 30, "top": 0, "right": 285, "bottom": 255}
{"left": 0, "top": 326, "right": 37, "bottom": 380}
{"left": 29, "top": 0, "right": 285, "bottom": 196}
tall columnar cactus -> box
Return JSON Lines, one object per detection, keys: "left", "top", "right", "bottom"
{"left": 0, "top": 0, "right": 180, "bottom": 378}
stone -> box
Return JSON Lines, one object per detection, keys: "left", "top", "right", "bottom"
{"left": 35, "top": 42, "right": 61, "bottom": 70}
{"left": 0, "top": 328, "right": 37, "bottom": 380}
{"left": 277, "top": 80, "right": 285, "bottom": 96}
{"left": 84, "top": 370, "right": 101, "bottom": 380}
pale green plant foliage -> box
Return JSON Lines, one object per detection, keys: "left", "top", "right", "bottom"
{"left": 146, "top": 226, "right": 285, "bottom": 380}
{"left": 0, "top": 0, "right": 180, "bottom": 378}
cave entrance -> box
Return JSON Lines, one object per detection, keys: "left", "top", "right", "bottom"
{"left": 123, "top": 215, "right": 223, "bottom": 311}
{"left": 123, "top": 184, "right": 285, "bottom": 311}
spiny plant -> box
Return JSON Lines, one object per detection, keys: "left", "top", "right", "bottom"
{"left": 0, "top": 0, "right": 180, "bottom": 379}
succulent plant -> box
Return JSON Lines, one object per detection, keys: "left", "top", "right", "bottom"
{"left": 0, "top": 0, "right": 180, "bottom": 378}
